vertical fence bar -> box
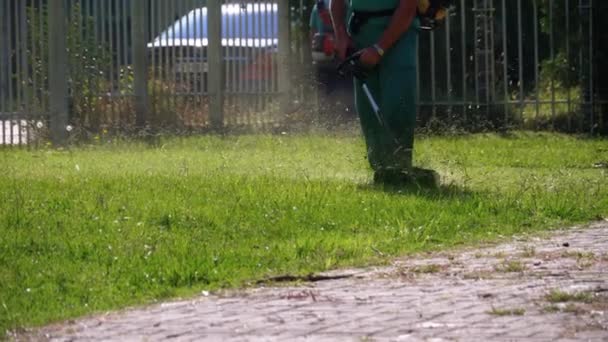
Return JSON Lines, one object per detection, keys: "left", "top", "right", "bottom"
{"left": 151, "top": 0, "right": 157, "bottom": 115}
{"left": 254, "top": 0, "right": 262, "bottom": 114}
{"left": 445, "top": 14, "right": 452, "bottom": 114}
{"left": 19, "top": 0, "right": 28, "bottom": 144}
{"left": 549, "top": 0, "right": 556, "bottom": 125}
{"left": 0, "top": 0, "right": 8, "bottom": 114}
{"left": 108, "top": 0, "right": 118, "bottom": 123}
{"left": 161, "top": 0, "right": 169, "bottom": 117}
{"left": 489, "top": 0, "right": 496, "bottom": 108}
{"left": 122, "top": 0, "right": 128, "bottom": 102}
{"left": 19, "top": 0, "right": 27, "bottom": 109}
{"left": 415, "top": 36, "right": 420, "bottom": 112}
{"left": 7, "top": 0, "right": 14, "bottom": 119}
{"left": 176, "top": 0, "right": 184, "bottom": 124}
{"left": 517, "top": 0, "right": 524, "bottom": 121}
{"left": 461, "top": 0, "right": 467, "bottom": 121}
{"left": 15, "top": 0, "right": 23, "bottom": 116}
{"left": 31, "top": 0, "right": 39, "bottom": 116}
{"left": 226, "top": 0, "right": 235, "bottom": 126}
{"left": 533, "top": 0, "right": 540, "bottom": 126}
{"left": 501, "top": 0, "right": 508, "bottom": 123}
{"left": 48, "top": 0, "right": 69, "bottom": 145}
{"left": 197, "top": 1, "right": 204, "bottom": 101}
{"left": 237, "top": 2, "right": 245, "bottom": 121}
{"left": 115, "top": 0, "right": 124, "bottom": 119}
{"left": 185, "top": 0, "right": 192, "bottom": 120}
{"left": 473, "top": 0, "right": 479, "bottom": 105}
{"left": 246, "top": 2, "right": 253, "bottom": 120}
{"left": 577, "top": 0, "right": 583, "bottom": 131}
{"left": 100, "top": 0, "right": 109, "bottom": 124}
{"left": 430, "top": 31, "right": 436, "bottom": 119}
{"left": 133, "top": 0, "right": 149, "bottom": 129}
{"left": 0, "top": 0, "right": 7, "bottom": 145}
{"left": 278, "top": 0, "right": 291, "bottom": 114}
{"left": 566, "top": 0, "right": 571, "bottom": 130}
{"left": 272, "top": 0, "right": 279, "bottom": 106}
{"left": 263, "top": 1, "right": 270, "bottom": 119}
{"left": 169, "top": 0, "right": 176, "bottom": 114}
{"left": 208, "top": 0, "right": 224, "bottom": 129}
{"left": 40, "top": 0, "right": 47, "bottom": 115}
{"left": 163, "top": 0, "right": 170, "bottom": 116}
{"left": 588, "top": 0, "right": 594, "bottom": 132}
{"left": 11, "top": 1, "right": 20, "bottom": 144}
{"left": 79, "top": 0, "right": 87, "bottom": 124}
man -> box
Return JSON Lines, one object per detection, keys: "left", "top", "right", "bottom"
{"left": 310, "top": 0, "right": 353, "bottom": 117}
{"left": 331, "top": 0, "right": 438, "bottom": 186}
{"left": 310, "top": 0, "right": 334, "bottom": 43}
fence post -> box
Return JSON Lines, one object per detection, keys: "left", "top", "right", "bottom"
{"left": 278, "top": 0, "right": 291, "bottom": 113}
{"left": 208, "top": 0, "right": 224, "bottom": 130}
{"left": 48, "top": 0, "right": 69, "bottom": 145}
{"left": 576, "top": 0, "right": 594, "bottom": 132}
{"left": 0, "top": 0, "right": 8, "bottom": 111}
{"left": 132, "top": 0, "right": 149, "bottom": 129}
{"left": 473, "top": 0, "right": 495, "bottom": 114}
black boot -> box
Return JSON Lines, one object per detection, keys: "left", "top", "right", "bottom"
{"left": 373, "top": 167, "right": 439, "bottom": 188}
{"left": 409, "top": 167, "right": 440, "bottom": 188}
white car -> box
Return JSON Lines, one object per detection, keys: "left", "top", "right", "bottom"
{"left": 148, "top": 3, "right": 279, "bottom": 92}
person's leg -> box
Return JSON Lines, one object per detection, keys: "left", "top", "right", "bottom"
{"left": 354, "top": 69, "right": 387, "bottom": 171}
{"left": 378, "top": 64, "right": 417, "bottom": 171}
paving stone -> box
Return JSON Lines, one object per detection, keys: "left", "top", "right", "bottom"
{"left": 16, "top": 222, "right": 608, "bottom": 341}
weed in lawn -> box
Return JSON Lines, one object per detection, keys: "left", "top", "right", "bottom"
{"left": 411, "top": 264, "right": 443, "bottom": 274}
{"left": 546, "top": 290, "right": 594, "bottom": 304}
{"left": 495, "top": 260, "right": 526, "bottom": 273}
{"left": 560, "top": 251, "right": 598, "bottom": 269}
{"left": 493, "top": 252, "right": 507, "bottom": 259}
{"left": 520, "top": 246, "right": 537, "bottom": 258}
{"left": 561, "top": 251, "right": 596, "bottom": 260}
{"left": 0, "top": 132, "right": 606, "bottom": 335}
{"left": 543, "top": 303, "right": 588, "bottom": 315}
{"left": 543, "top": 305, "right": 562, "bottom": 313}
{"left": 488, "top": 307, "right": 526, "bottom": 316}
{"left": 462, "top": 271, "right": 496, "bottom": 280}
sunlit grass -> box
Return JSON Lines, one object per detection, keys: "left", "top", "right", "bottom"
{"left": 0, "top": 131, "right": 607, "bottom": 334}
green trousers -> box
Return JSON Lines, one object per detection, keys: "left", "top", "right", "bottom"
{"left": 351, "top": 17, "right": 419, "bottom": 171}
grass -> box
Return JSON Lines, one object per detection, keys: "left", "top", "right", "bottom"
{"left": 545, "top": 290, "right": 595, "bottom": 304}
{"left": 411, "top": 264, "right": 443, "bottom": 274}
{"left": 495, "top": 260, "right": 526, "bottom": 273}
{"left": 488, "top": 307, "right": 526, "bottom": 316}
{"left": 0, "top": 131, "right": 607, "bottom": 335}
{"left": 520, "top": 246, "right": 536, "bottom": 258}
{"left": 543, "top": 304, "right": 587, "bottom": 315}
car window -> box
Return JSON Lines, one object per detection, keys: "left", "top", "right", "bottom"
{"left": 151, "top": 3, "right": 278, "bottom": 47}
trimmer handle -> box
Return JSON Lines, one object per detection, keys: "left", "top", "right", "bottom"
{"left": 336, "top": 50, "right": 367, "bottom": 80}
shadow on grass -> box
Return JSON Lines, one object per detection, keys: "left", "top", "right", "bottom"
{"left": 357, "top": 182, "right": 478, "bottom": 201}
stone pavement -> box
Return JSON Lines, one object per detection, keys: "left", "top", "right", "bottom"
{"left": 26, "top": 222, "right": 608, "bottom": 341}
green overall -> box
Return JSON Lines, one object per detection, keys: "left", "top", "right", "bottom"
{"left": 349, "top": 0, "right": 419, "bottom": 172}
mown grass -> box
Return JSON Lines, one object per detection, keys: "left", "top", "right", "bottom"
{"left": 0, "top": 131, "right": 607, "bottom": 334}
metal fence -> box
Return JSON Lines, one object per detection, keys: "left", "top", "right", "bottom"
{"left": 0, "top": 0, "right": 606, "bottom": 146}
{"left": 416, "top": 0, "right": 604, "bottom": 132}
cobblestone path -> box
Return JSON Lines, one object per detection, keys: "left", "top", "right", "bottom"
{"left": 27, "top": 222, "right": 608, "bottom": 341}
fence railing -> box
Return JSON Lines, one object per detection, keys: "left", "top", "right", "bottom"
{"left": 0, "top": 0, "right": 605, "bottom": 146}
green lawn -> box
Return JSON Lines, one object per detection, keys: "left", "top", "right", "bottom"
{"left": 1, "top": 131, "right": 607, "bottom": 334}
